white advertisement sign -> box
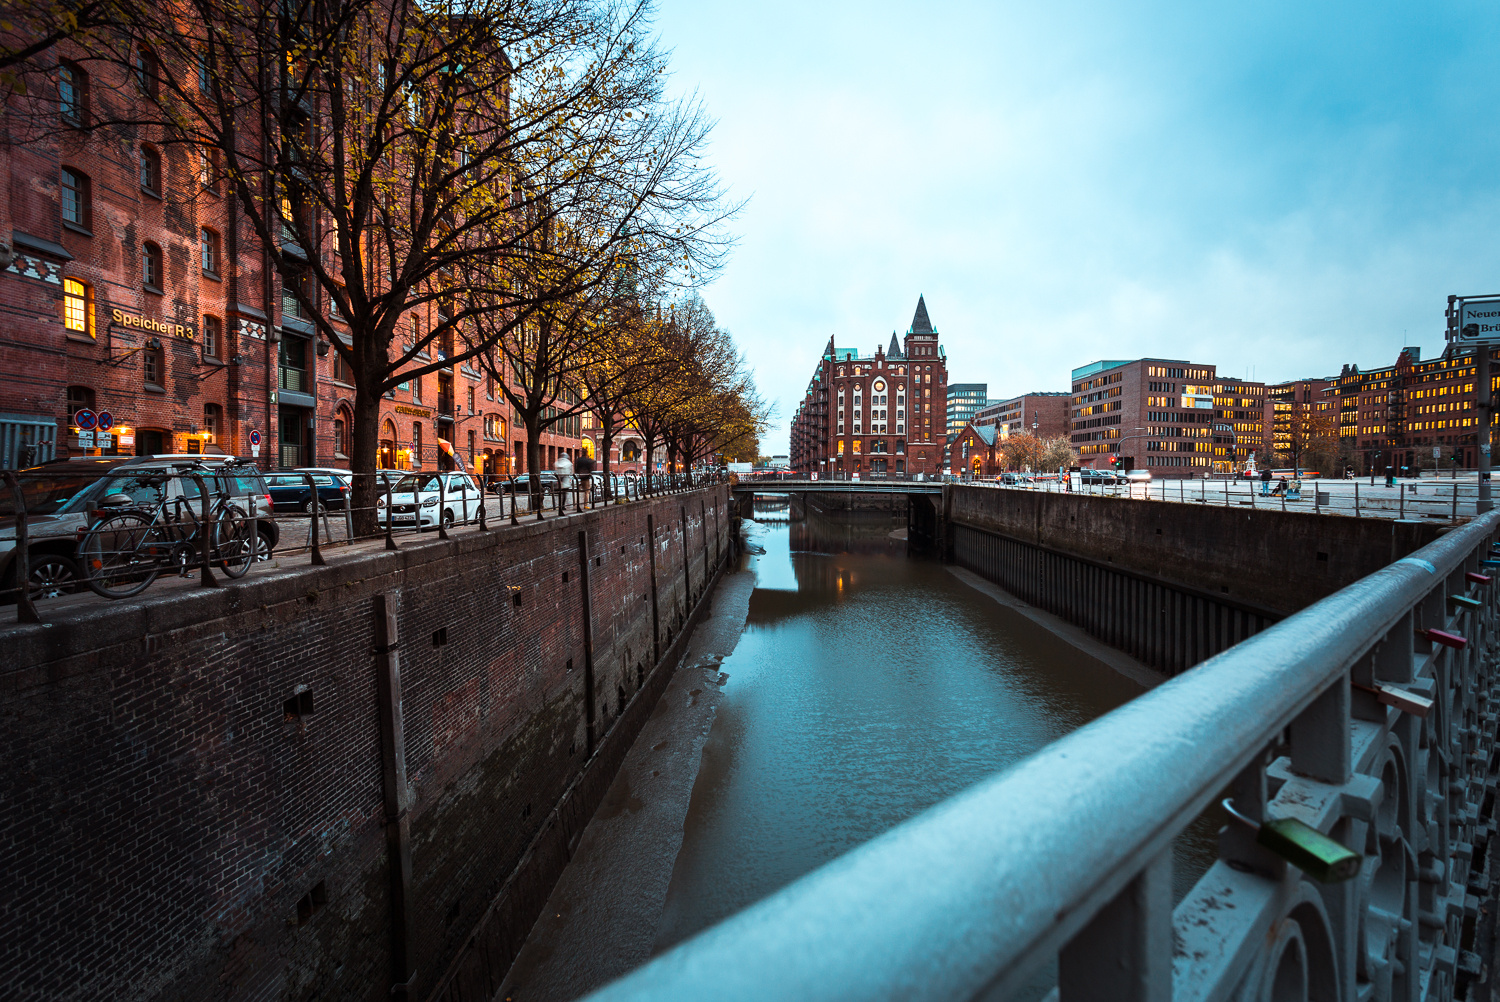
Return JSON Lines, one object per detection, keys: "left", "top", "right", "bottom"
{"left": 1456, "top": 298, "right": 1500, "bottom": 344}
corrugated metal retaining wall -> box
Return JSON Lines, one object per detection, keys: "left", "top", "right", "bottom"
{"left": 951, "top": 521, "right": 1279, "bottom": 675}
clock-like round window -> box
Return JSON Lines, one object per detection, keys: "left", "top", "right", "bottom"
{"left": 873, "top": 378, "right": 886, "bottom": 392}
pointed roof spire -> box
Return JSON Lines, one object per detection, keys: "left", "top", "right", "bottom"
{"left": 887, "top": 333, "right": 904, "bottom": 359}
{"left": 823, "top": 335, "right": 835, "bottom": 359}
{"left": 909, "top": 295, "right": 934, "bottom": 335}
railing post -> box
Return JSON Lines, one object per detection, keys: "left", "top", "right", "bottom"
{"left": 384, "top": 479, "right": 398, "bottom": 550}
{"left": 510, "top": 482, "right": 519, "bottom": 526}
{"left": 436, "top": 474, "right": 449, "bottom": 540}
{"left": 304, "top": 473, "right": 325, "bottom": 565}
{"left": 1355, "top": 483, "right": 1361, "bottom": 518}
{"left": 3, "top": 472, "right": 40, "bottom": 624}
{"left": 1058, "top": 849, "right": 1173, "bottom": 1002}
{"left": 1400, "top": 483, "right": 1406, "bottom": 518}
{"left": 478, "top": 481, "right": 488, "bottom": 531}
{"left": 1453, "top": 483, "right": 1460, "bottom": 522}
{"left": 190, "top": 474, "right": 220, "bottom": 587}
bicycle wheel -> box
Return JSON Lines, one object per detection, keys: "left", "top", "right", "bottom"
{"left": 213, "top": 504, "right": 254, "bottom": 578}
{"left": 79, "top": 512, "right": 162, "bottom": 598}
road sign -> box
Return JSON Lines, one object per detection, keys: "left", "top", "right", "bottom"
{"left": 1434, "top": 446, "right": 1442, "bottom": 459}
{"left": 1453, "top": 297, "right": 1500, "bottom": 345}
{"left": 97, "top": 411, "right": 113, "bottom": 431}
{"left": 249, "top": 429, "right": 262, "bottom": 446}
{"left": 73, "top": 408, "right": 96, "bottom": 430}
{"left": 76, "top": 430, "right": 95, "bottom": 447}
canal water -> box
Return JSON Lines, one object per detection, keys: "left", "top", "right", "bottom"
{"left": 652, "top": 504, "right": 1219, "bottom": 992}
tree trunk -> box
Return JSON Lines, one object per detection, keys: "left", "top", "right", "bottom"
{"left": 600, "top": 423, "right": 616, "bottom": 501}
{"left": 524, "top": 412, "right": 544, "bottom": 509}
{"left": 349, "top": 378, "right": 384, "bottom": 536}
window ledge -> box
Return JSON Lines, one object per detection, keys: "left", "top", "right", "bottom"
{"left": 141, "top": 187, "right": 161, "bottom": 201}
{"left": 66, "top": 333, "right": 97, "bottom": 344}
{"left": 62, "top": 221, "right": 93, "bottom": 238}
{"left": 201, "top": 269, "right": 221, "bottom": 282}
{"left": 144, "top": 382, "right": 166, "bottom": 394}
{"left": 201, "top": 356, "right": 226, "bottom": 367}
{"left": 144, "top": 284, "right": 164, "bottom": 296}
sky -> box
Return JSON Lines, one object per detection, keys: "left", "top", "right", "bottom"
{"left": 649, "top": 0, "right": 1500, "bottom": 455}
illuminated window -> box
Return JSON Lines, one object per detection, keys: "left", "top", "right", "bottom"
{"left": 62, "top": 278, "right": 91, "bottom": 336}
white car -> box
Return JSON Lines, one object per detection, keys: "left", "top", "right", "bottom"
{"left": 378, "top": 471, "right": 483, "bottom": 529}
{"left": 1124, "top": 469, "right": 1152, "bottom": 483}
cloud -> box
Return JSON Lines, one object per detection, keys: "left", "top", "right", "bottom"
{"left": 654, "top": 0, "right": 1500, "bottom": 450}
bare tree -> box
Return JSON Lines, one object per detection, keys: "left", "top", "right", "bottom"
{"left": 83, "top": 0, "right": 733, "bottom": 528}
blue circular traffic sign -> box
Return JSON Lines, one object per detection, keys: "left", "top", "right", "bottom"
{"left": 249, "top": 429, "right": 262, "bottom": 446}
{"left": 74, "top": 408, "right": 96, "bottom": 430}
{"left": 97, "top": 411, "right": 113, "bottom": 431}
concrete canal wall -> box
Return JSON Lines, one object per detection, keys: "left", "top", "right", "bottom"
{"left": 0, "top": 486, "right": 732, "bottom": 1002}
{"left": 944, "top": 485, "right": 1446, "bottom": 673}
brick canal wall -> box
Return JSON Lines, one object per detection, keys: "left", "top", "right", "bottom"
{"left": 945, "top": 485, "right": 1445, "bottom": 674}
{"left": 0, "top": 485, "right": 732, "bottom": 1002}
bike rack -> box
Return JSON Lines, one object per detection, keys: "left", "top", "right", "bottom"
{"left": 2, "top": 471, "right": 39, "bottom": 624}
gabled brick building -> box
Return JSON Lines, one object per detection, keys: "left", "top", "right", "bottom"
{"left": 789, "top": 296, "right": 949, "bottom": 477}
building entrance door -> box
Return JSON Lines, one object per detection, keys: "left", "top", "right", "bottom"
{"left": 279, "top": 406, "right": 305, "bottom": 468}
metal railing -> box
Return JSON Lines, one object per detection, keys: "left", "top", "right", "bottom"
{"left": 1, "top": 464, "right": 727, "bottom": 620}
{"left": 944, "top": 474, "right": 1486, "bottom": 521}
{"left": 583, "top": 510, "right": 1500, "bottom": 1000}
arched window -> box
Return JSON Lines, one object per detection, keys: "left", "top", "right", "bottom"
{"left": 141, "top": 242, "right": 162, "bottom": 290}
{"left": 139, "top": 146, "right": 160, "bottom": 195}
{"left": 62, "top": 278, "right": 92, "bottom": 337}
{"left": 334, "top": 406, "right": 352, "bottom": 458}
{"left": 379, "top": 419, "right": 397, "bottom": 469}
{"left": 59, "top": 63, "right": 87, "bottom": 124}
{"left": 60, "top": 167, "right": 90, "bottom": 229}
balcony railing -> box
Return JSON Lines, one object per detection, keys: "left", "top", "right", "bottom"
{"left": 279, "top": 365, "right": 308, "bottom": 393}
{"left": 584, "top": 510, "right": 1500, "bottom": 1001}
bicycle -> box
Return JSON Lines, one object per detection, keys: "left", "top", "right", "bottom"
{"left": 77, "top": 468, "right": 256, "bottom": 599}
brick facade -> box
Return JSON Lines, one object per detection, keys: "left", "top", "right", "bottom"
{"left": 0, "top": 37, "right": 580, "bottom": 475}
{"left": 789, "top": 295, "right": 949, "bottom": 477}
{"left": 1, "top": 487, "right": 731, "bottom": 1001}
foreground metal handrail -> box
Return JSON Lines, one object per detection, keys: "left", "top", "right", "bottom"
{"left": 585, "top": 510, "right": 1500, "bottom": 1001}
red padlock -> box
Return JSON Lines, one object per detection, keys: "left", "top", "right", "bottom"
{"left": 1467, "top": 572, "right": 1492, "bottom": 585}
{"left": 1425, "top": 629, "right": 1467, "bottom": 650}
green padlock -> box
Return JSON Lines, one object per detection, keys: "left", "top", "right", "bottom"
{"left": 1224, "top": 799, "right": 1363, "bottom": 883}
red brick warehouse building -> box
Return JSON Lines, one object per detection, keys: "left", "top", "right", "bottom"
{"left": 789, "top": 296, "right": 949, "bottom": 477}
{"left": 0, "top": 40, "right": 579, "bottom": 473}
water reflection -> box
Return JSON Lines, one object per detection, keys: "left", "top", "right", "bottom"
{"left": 655, "top": 507, "right": 1218, "bottom": 994}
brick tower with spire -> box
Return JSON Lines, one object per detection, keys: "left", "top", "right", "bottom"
{"left": 788, "top": 295, "right": 949, "bottom": 477}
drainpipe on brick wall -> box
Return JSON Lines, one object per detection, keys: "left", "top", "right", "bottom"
{"left": 578, "top": 529, "right": 597, "bottom": 755}
{"left": 646, "top": 513, "right": 660, "bottom": 662}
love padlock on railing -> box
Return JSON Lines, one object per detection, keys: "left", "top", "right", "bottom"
{"left": 1223, "top": 799, "right": 1363, "bottom": 883}
{"left": 1353, "top": 681, "right": 1433, "bottom": 718}
{"left": 1467, "top": 572, "right": 1492, "bottom": 585}
{"left": 1424, "top": 628, "right": 1468, "bottom": 650}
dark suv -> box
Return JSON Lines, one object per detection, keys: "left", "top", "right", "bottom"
{"left": 0, "top": 455, "right": 279, "bottom": 601}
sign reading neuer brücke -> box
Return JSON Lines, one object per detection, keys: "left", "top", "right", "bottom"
{"left": 1454, "top": 298, "right": 1500, "bottom": 345}
{"left": 111, "top": 308, "right": 195, "bottom": 340}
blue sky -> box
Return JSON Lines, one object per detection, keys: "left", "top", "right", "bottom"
{"left": 652, "top": 0, "right": 1500, "bottom": 453}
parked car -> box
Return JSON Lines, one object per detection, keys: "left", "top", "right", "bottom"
{"left": 0, "top": 455, "right": 279, "bottom": 601}
{"left": 377, "top": 471, "right": 483, "bottom": 529}
{"left": 1123, "top": 469, "right": 1152, "bottom": 483}
{"left": 1078, "top": 469, "right": 1119, "bottom": 485}
{"left": 502, "top": 472, "right": 560, "bottom": 495}
{"left": 266, "top": 469, "right": 351, "bottom": 511}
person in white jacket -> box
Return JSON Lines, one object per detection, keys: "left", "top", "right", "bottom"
{"left": 554, "top": 453, "right": 574, "bottom": 491}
